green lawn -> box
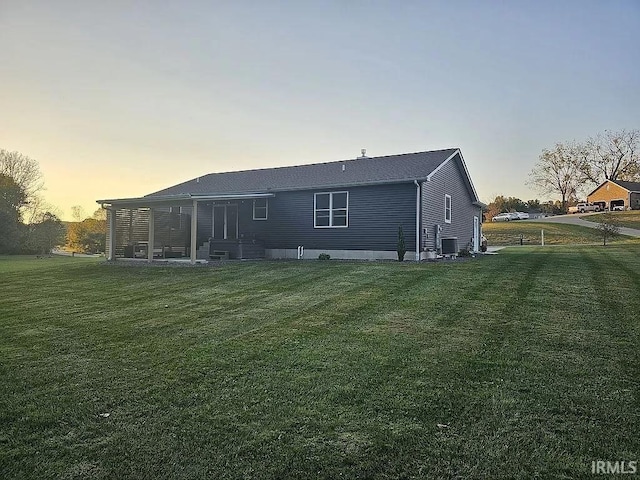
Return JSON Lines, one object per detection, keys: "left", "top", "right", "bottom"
{"left": 1, "top": 251, "right": 639, "bottom": 479}
{"left": 581, "top": 210, "right": 640, "bottom": 230}
{"left": 483, "top": 220, "right": 640, "bottom": 246}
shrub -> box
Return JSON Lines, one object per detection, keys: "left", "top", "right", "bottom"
{"left": 318, "top": 253, "right": 331, "bottom": 260}
{"left": 397, "top": 225, "right": 406, "bottom": 262}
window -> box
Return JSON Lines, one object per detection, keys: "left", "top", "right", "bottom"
{"left": 445, "top": 194, "right": 452, "bottom": 224}
{"left": 253, "top": 198, "right": 268, "bottom": 220}
{"left": 314, "top": 191, "right": 348, "bottom": 228}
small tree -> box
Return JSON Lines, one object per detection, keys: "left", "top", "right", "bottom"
{"left": 0, "top": 173, "right": 26, "bottom": 254}
{"left": 23, "top": 212, "right": 66, "bottom": 254}
{"left": 397, "top": 225, "right": 406, "bottom": 262}
{"left": 596, "top": 214, "right": 620, "bottom": 246}
{"left": 66, "top": 207, "right": 107, "bottom": 253}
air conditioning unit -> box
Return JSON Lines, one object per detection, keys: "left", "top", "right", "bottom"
{"left": 441, "top": 237, "right": 458, "bottom": 256}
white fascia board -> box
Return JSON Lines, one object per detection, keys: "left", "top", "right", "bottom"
{"left": 457, "top": 150, "right": 481, "bottom": 202}
{"left": 426, "top": 150, "right": 459, "bottom": 182}
{"left": 426, "top": 149, "right": 480, "bottom": 203}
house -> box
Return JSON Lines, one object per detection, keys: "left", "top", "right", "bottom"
{"left": 97, "top": 148, "right": 484, "bottom": 263}
{"left": 587, "top": 179, "right": 640, "bottom": 211}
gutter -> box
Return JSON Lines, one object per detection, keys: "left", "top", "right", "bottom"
{"left": 96, "top": 192, "right": 275, "bottom": 209}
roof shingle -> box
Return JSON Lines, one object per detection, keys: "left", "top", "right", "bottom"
{"left": 147, "top": 149, "right": 459, "bottom": 197}
{"left": 612, "top": 180, "right": 640, "bottom": 192}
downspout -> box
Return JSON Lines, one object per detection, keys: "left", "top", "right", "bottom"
{"left": 414, "top": 180, "right": 420, "bottom": 261}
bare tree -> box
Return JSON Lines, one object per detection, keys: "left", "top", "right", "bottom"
{"left": 71, "top": 205, "right": 86, "bottom": 222}
{"left": 0, "top": 149, "right": 44, "bottom": 200}
{"left": 23, "top": 195, "right": 61, "bottom": 225}
{"left": 529, "top": 142, "right": 586, "bottom": 213}
{"left": 579, "top": 129, "right": 640, "bottom": 184}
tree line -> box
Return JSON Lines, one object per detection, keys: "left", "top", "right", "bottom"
{"left": 0, "top": 149, "right": 105, "bottom": 255}
{"left": 483, "top": 196, "right": 566, "bottom": 222}
{"left": 529, "top": 129, "right": 639, "bottom": 212}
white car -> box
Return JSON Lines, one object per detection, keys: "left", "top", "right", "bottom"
{"left": 515, "top": 212, "right": 530, "bottom": 220}
{"left": 492, "top": 213, "right": 513, "bottom": 222}
{"left": 612, "top": 205, "right": 625, "bottom": 211}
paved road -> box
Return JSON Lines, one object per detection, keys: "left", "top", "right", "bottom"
{"left": 531, "top": 213, "right": 640, "bottom": 238}
{"left": 52, "top": 249, "right": 103, "bottom": 258}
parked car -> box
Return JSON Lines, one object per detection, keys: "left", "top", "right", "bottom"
{"left": 492, "top": 212, "right": 513, "bottom": 222}
{"left": 515, "top": 212, "right": 530, "bottom": 220}
{"left": 568, "top": 202, "right": 601, "bottom": 214}
{"left": 612, "top": 205, "right": 625, "bottom": 211}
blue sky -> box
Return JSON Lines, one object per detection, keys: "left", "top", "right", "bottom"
{"left": 1, "top": 1, "right": 639, "bottom": 219}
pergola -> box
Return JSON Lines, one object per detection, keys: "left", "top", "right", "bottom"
{"left": 97, "top": 193, "right": 274, "bottom": 264}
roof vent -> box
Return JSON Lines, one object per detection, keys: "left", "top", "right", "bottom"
{"left": 196, "top": 177, "right": 200, "bottom": 183}
{"left": 360, "top": 148, "right": 367, "bottom": 158}
{"left": 342, "top": 164, "right": 346, "bottom": 172}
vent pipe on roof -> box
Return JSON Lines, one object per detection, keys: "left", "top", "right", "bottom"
{"left": 196, "top": 177, "right": 200, "bottom": 183}
{"left": 360, "top": 148, "right": 367, "bottom": 158}
{"left": 342, "top": 164, "right": 346, "bottom": 172}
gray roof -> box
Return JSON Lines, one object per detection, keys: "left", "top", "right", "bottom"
{"left": 148, "top": 148, "right": 462, "bottom": 197}
{"left": 612, "top": 180, "right": 640, "bottom": 192}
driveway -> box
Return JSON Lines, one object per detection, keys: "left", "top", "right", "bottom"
{"left": 532, "top": 213, "right": 640, "bottom": 238}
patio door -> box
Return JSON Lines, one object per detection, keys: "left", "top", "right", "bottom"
{"left": 212, "top": 205, "right": 238, "bottom": 240}
{"left": 473, "top": 216, "right": 480, "bottom": 252}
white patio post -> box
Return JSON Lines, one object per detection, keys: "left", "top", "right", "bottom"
{"left": 148, "top": 208, "right": 155, "bottom": 263}
{"left": 107, "top": 208, "right": 117, "bottom": 261}
{"left": 190, "top": 200, "right": 198, "bottom": 264}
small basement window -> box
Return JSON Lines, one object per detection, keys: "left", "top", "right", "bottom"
{"left": 314, "top": 191, "right": 348, "bottom": 228}
{"left": 253, "top": 198, "right": 268, "bottom": 220}
{"left": 445, "top": 194, "right": 452, "bottom": 224}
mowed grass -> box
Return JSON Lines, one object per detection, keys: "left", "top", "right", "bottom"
{"left": 581, "top": 210, "right": 640, "bottom": 230}
{"left": 1, "top": 250, "right": 639, "bottom": 479}
{"left": 483, "top": 220, "right": 640, "bottom": 246}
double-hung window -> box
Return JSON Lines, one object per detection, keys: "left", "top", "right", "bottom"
{"left": 253, "top": 198, "right": 268, "bottom": 220}
{"left": 314, "top": 191, "right": 348, "bottom": 228}
{"left": 445, "top": 194, "right": 452, "bottom": 224}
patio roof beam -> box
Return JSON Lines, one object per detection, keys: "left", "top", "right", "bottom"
{"left": 97, "top": 193, "right": 274, "bottom": 210}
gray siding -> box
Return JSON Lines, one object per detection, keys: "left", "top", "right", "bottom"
{"left": 196, "top": 183, "right": 417, "bottom": 252}
{"left": 268, "top": 183, "right": 417, "bottom": 251}
{"left": 421, "top": 154, "right": 482, "bottom": 252}
{"left": 190, "top": 158, "right": 484, "bottom": 255}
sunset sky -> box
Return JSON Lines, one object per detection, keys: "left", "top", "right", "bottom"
{"left": 1, "top": 1, "right": 639, "bottom": 220}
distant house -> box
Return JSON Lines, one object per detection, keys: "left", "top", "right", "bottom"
{"left": 587, "top": 179, "right": 640, "bottom": 211}
{"left": 97, "top": 148, "right": 483, "bottom": 262}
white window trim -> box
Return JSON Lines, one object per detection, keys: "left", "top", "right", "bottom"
{"left": 445, "top": 194, "right": 452, "bottom": 224}
{"left": 252, "top": 198, "right": 268, "bottom": 220}
{"left": 314, "top": 191, "right": 349, "bottom": 228}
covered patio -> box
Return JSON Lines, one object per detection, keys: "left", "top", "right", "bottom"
{"left": 97, "top": 193, "right": 274, "bottom": 264}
